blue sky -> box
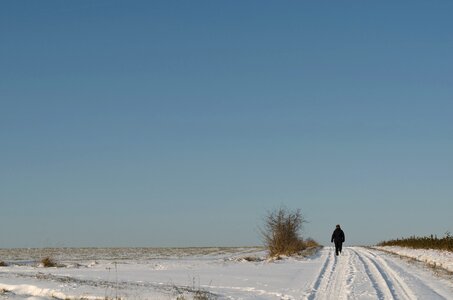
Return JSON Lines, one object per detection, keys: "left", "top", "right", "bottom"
{"left": 1, "top": 1, "right": 452, "bottom": 247}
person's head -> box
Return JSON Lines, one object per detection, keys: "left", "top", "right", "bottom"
{"left": 336, "top": 224, "right": 340, "bottom": 229}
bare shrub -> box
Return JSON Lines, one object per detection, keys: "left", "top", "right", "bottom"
{"left": 260, "top": 207, "right": 307, "bottom": 257}
{"left": 193, "top": 290, "right": 209, "bottom": 300}
{"left": 0, "top": 261, "right": 7, "bottom": 267}
{"left": 41, "top": 257, "right": 57, "bottom": 267}
{"left": 304, "top": 238, "right": 320, "bottom": 248}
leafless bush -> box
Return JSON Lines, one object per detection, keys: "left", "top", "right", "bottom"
{"left": 260, "top": 207, "right": 307, "bottom": 257}
{"left": 193, "top": 290, "right": 211, "bottom": 300}
{"left": 304, "top": 238, "right": 319, "bottom": 248}
{"left": 41, "top": 256, "right": 57, "bottom": 267}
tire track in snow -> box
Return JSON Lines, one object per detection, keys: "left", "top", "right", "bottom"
{"left": 349, "top": 247, "right": 393, "bottom": 299}
{"left": 322, "top": 248, "right": 352, "bottom": 299}
{"left": 359, "top": 248, "right": 417, "bottom": 299}
{"left": 361, "top": 248, "right": 450, "bottom": 300}
{"left": 306, "top": 247, "right": 352, "bottom": 300}
{"left": 306, "top": 247, "right": 452, "bottom": 300}
{"left": 344, "top": 248, "right": 357, "bottom": 291}
{"left": 305, "top": 247, "right": 335, "bottom": 300}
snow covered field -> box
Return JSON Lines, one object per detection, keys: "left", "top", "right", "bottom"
{"left": 375, "top": 246, "right": 453, "bottom": 273}
{"left": 1, "top": 246, "right": 452, "bottom": 299}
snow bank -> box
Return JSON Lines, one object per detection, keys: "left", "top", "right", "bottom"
{"left": 375, "top": 246, "right": 453, "bottom": 273}
{"left": 0, "top": 283, "right": 98, "bottom": 300}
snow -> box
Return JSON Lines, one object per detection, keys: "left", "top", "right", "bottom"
{"left": 1, "top": 246, "right": 452, "bottom": 299}
{"left": 374, "top": 246, "right": 453, "bottom": 273}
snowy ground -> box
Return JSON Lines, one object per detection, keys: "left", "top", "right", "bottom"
{"left": 374, "top": 246, "right": 453, "bottom": 273}
{"left": 0, "top": 246, "right": 452, "bottom": 299}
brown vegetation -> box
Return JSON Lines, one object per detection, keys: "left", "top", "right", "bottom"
{"left": 237, "top": 256, "right": 263, "bottom": 262}
{"left": 304, "top": 238, "right": 319, "bottom": 248}
{"left": 378, "top": 232, "right": 453, "bottom": 252}
{"left": 41, "top": 256, "right": 58, "bottom": 267}
{"left": 260, "top": 207, "right": 319, "bottom": 257}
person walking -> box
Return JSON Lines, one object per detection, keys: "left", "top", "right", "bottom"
{"left": 331, "top": 224, "right": 345, "bottom": 256}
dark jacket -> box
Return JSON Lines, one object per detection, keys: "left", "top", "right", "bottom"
{"left": 331, "top": 228, "right": 345, "bottom": 243}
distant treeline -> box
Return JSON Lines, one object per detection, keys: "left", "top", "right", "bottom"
{"left": 378, "top": 233, "right": 453, "bottom": 252}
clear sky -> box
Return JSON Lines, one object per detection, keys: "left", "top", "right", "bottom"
{"left": 1, "top": 1, "right": 452, "bottom": 248}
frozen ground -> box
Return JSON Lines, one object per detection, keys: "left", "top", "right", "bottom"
{"left": 1, "top": 246, "right": 452, "bottom": 299}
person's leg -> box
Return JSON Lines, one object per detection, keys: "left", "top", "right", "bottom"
{"left": 334, "top": 242, "right": 339, "bottom": 255}
{"left": 339, "top": 242, "right": 342, "bottom": 254}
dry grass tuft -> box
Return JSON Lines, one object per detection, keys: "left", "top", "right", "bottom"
{"left": 238, "top": 256, "right": 263, "bottom": 262}
{"left": 41, "top": 256, "right": 57, "bottom": 267}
